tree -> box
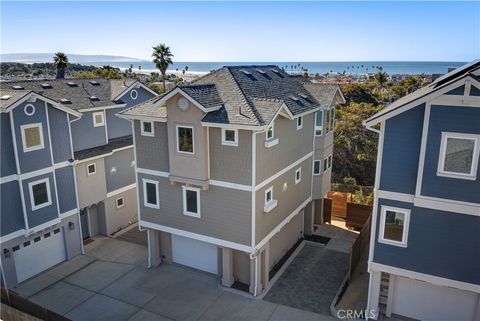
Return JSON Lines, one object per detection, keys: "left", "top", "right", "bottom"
{"left": 374, "top": 71, "right": 388, "bottom": 89}
{"left": 152, "top": 44, "right": 174, "bottom": 91}
{"left": 53, "top": 52, "right": 68, "bottom": 79}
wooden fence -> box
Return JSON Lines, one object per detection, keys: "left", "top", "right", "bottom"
{"left": 348, "top": 215, "right": 371, "bottom": 281}
{"left": 326, "top": 191, "right": 349, "bottom": 218}
{"left": 1, "top": 287, "right": 70, "bottom": 321}
{"left": 346, "top": 202, "right": 372, "bottom": 230}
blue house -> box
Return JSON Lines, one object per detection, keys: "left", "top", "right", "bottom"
{"left": 364, "top": 61, "right": 480, "bottom": 320}
{"left": 0, "top": 78, "right": 156, "bottom": 288}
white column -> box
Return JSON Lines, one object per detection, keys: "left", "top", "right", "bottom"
{"left": 221, "top": 247, "right": 234, "bottom": 287}
{"left": 366, "top": 270, "right": 382, "bottom": 320}
{"left": 147, "top": 229, "right": 161, "bottom": 268}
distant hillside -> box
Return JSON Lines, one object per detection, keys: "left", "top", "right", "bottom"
{"left": 1, "top": 62, "right": 100, "bottom": 78}
{"left": 1, "top": 53, "right": 145, "bottom": 63}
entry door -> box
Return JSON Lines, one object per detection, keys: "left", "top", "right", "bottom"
{"left": 171, "top": 235, "right": 218, "bottom": 274}
{"left": 80, "top": 208, "right": 90, "bottom": 240}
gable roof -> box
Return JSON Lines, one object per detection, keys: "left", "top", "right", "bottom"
{"left": 119, "top": 65, "right": 343, "bottom": 127}
{"left": 0, "top": 78, "right": 139, "bottom": 111}
{"left": 365, "top": 60, "right": 480, "bottom": 126}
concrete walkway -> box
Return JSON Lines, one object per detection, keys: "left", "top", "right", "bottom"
{"left": 13, "top": 236, "right": 336, "bottom": 321}
{"left": 264, "top": 243, "right": 349, "bottom": 316}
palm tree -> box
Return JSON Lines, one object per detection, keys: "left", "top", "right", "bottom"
{"left": 53, "top": 52, "right": 68, "bottom": 79}
{"left": 152, "top": 43, "right": 174, "bottom": 91}
{"left": 374, "top": 71, "right": 388, "bottom": 89}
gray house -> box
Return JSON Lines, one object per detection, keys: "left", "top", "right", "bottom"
{"left": 119, "top": 66, "right": 344, "bottom": 295}
{"left": 364, "top": 61, "right": 480, "bottom": 320}
{"left": 0, "top": 78, "right": 156, "bottom": 288}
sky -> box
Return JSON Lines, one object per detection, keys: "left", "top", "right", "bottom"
{"left": 1, "top": 1, "right": 479, "bottom": 62}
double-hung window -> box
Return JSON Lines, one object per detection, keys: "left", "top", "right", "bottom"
{"left": 222, "top": 128, "right": 238, "bottom": 146}
{"left": 177, "top": 125, "right": 194, "bottom": 154}
{"left": 21, "top": 123, "right": 44, "bottom": 152}
{"left": 28, "top": 178, "right": 52, "bottom": 211}
{"left": 141, "top": 121, "right": 154, "bottom": 137}
{"left": 143, "top": 179, "right": 159, "bottom": 209}
{"left": 315, "top": 111, "right": 323, "bottom": 136}
{"left": 313, "top": 160, "right": 321, "bottom": 175}
{"left": 437, "top": 132, "right": 479, "bottom": 180}
{"left": 183, "top": 186, "right": 201, "bottom": 217}
{"left": 379, "top": 206, "right": 410, "bottom": 247}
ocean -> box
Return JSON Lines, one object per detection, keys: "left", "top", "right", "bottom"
{"left": 80, "top": 61, "right": 466, "bottom": 75}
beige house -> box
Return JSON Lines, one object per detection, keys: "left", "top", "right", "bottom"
{"left": 118, "top": 66, "right": 344, "bottom": 295}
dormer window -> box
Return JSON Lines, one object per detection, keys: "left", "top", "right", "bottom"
{"left": 221, "top": 128, "right": 238, "bottom": 146}
{"left": 437, "top": 132, "right": 479, "bottom": 180}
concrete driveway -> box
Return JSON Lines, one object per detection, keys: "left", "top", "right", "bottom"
{"left": 13, "top": 236, "right": 335, "bottom": 321}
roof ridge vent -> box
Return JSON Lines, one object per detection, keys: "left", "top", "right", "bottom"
{"left": 12, "top": 85, "right": 24, "bottom": 90}
{"left": 1, "top": 95, "right": 12, "bottom": 100}
{"left": 66, "top": 82, "right": 78, "bottom": 87}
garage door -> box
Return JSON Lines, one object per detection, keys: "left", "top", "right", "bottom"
{"left": 13, "top": 228, "right": 66, "bottom": 283}
{"left": 171, "top": 235, "right": 218, "bottom": 274}
{"left": 391, "top": 276, "right": 479, "bottom": 321}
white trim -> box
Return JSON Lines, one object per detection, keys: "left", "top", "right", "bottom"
{"left": 131, "top": 120, "right": 142, "bottom": 235}
{"left": 45, "top": 102, "right": 61, "bottom": 220}
{"left": 20, "top": 123, "right": 45, "bottom": 152}
{"left": 415, "top": 103, "right": 431, "bottom": 196}
{"left": 116, "top": 196, "right": 125, "bottom": 208}
{"left": 116, "top": 113, "right": 167, "bottom": 123}
{"left": 0, "top": 229, "right": 26, "bottom": 243}
{"left": 0, "top": 174, "right": 18, "bottom": 184}
{"left": 141, "top": 120, "right": 154, "bottom": 137}
{"left": 378, "top": 205, "right": 410, "bottom": 248}
{"left": 266, "top": 122, "right": 275, "bottom": 141}
{"left": 77, "top": 103, "right": 126, "bottom": 113}
{"left": 430, "top": 95, "right": 480, "bottom": 107}
{"left": 26, "top": 218, "right": 61, "bottom": 236}
{"left": 176, "top": 125, "right": 195, "bottom": 154}
{"left": 295, "top": 167, "right": 302, "bottom": 184}
{"left": 255, "top": 152, "right": 313, "bottom": 191}
{"left": 28, "top": 177, "right": 53, "bottom": 211}
{"left": 436, "top": 132, "right": 480, "bottom": 180}
{"left": 75, "top": 145, "right": 133, "bottom": 164}
{"left": 201, "top": 122, "right": 265, "bottom": 131}
{"left": 221, "top": 128, "right": 238, "bottom": 146}
{"left": 206, "top": 127, "right": 211, "bottom": 179}
{"left": 296, "top": 115, "right": 303, "bottom": 130}
{"left": 153, "top": 87, "right": 221, "bottom": 113}
{"left": 24, "top": 103, "right": 35, "bottom": 116}
{"left": 142, "top": 178, "right": 159, "bottom": 209}
{"left": 377, "top": 190, "right": 415, "bottom": 203}
{"left": 313, "top": 160, "right": 321, "bottom": 175}
{"left": 3, "top": 92, "right": 81, "bottom": 117}
{"left": 414, "top": 196, "right": 480, "bottom": 216}
{"left": 114, "top": 80, "right": 158, "bottom": 101}
{"left": 130, "top": 89, "right": 138, "bottom": 100}
{"left": 182, "top": 186, "right": 201, "bottom": 218}
{"left": 86, "top": 163, "right": 96, "bottom": 176}
{"left": 254, "top": 197, "right": 311, "bottom": 252}
{"left": 59, "top": 209, "right": 77, "bottom": 219}
{"left": 106, "top": 183, "right": 136, "bottom": 198}
{"left": 251, "top": 131, "right": 257, "bottom": 249}
{"left": 264, "top": 138, "right": 278, "bottom": 148}
{"left": 315, "top": 110, "right": 324, "bottom": 136}
{"left": 92, "top": 111, "right": 105, "bottom": 127}
{"left": 209, "top": 180, "right": 252, "bottom": 191}
{"left": 140, "top": 220, "right": 251, "bottom": 252}
{"left": 137, "top": 167, "right": 169, "bottom": 178}
{"left": 369, "top": 262, "right": 480, "bottom": 294}
{"left": 264, "top": 186, "right": 274, "bottom": 206}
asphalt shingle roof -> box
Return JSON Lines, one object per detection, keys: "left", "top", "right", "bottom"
{"left": 74, "top": 135, "right": 133, "bottom": 160}
{"left": 178, "top": 84, "right": 223, "bottom": 109}
{"left": 0, "top": 89, "right": 31, "bottom": 109}
{"left": 120, "top": 95, "right": 167, "bottom": 119}
{"left": 0, "top": 78, "right": 136, "bottom": 110}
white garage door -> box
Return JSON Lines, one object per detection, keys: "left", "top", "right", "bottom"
{"left": 13, "top": 228, "right": 66, "bottom": 283}
{"left": 392, "top": 276, "right": 479, "bottom": 321}
{"left": 171, "top": 235, "right": 218, "bottom": 274}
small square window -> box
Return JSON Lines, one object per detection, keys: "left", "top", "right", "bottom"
{"left": 28, "top": 178, "right": 52, "bottom": 211}
{"left": 183, "top": 187, "right": 201, "bottom": 218}
{"left": 143, "top": 179, "right": 159, "bottom": 209}
{"left": 87, "top": 163, "right": 96, "bottom": 176}
{"left": 313, "top": 160, "right": 321, "bottom": 175}
{"left": 116, "top": 197, "right": 124, "bottom": 208}
{"left": 379, "top": 206, "right": 410, "bottom": 247}
{"left": 177, "top": 126, "right": 194, "bottom": 154}
{"left": 437, "top": 132, "right": 479, "bottom": 180}
{"left": 263, "top": 186, "right": 277, "bottom": 213}
{"left": 93, "top": 111, "right": 105, "bottom": 127}
{"left": 21, "top": 123, "right": 44, "bottom": 152}
{"left": 141, "top": 121, "right": 154, "bottom": 137}
{"left": 266, "top": 123, "right": 274, "bottom": 140}
{"left": 295, "top": 167, "right": 302, "bottom": 184}
{"left": 222, "top": 128, "right": 238, "bottom": 146}
{"left": 297, "top": 116, "right": 303, "bottom": 130}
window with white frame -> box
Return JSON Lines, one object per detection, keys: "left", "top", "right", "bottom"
{"left": 141, "top": 121, "right": 154, "bottom": 137}
{"left": 183, "top": 186, "right": 201, "bottom": 217}
{"left": 324, "top": 155, "right": 332, "bottom": 172}
{"left": 92, "top": 111, "right": 105, "bottom": 127}
{"left": 116, "top": 197, "right": 124, "bottom": 208}
{"left": 297, "top": 116, "right": 303, "bottom": 130}
{"left": 222, "top": 128, "right": 238, "bottom": 146}
{"left": 264, "top": 186, "right": 277, "bottom": 213}
{"left": 327, "top": 108, "right": 335, "bottom": 133}
{"left": 87, "top": 163, "right": 96, "bottom": 176}
{"left": 313, "top": 160, "right": 321, "bottom": 175}
{"left": 177, "top": 125, "right": 194, "bottom": 154}
{"left": 379, "top": 206, "right": 410, "bottom": 247}
{"left": 437, "top": 132, "right": 479, "bottom": 180}
{"left": 143, "top": 179, "right": 159, "bottom": 209}
{"left": 295, "top": 167, "right": 302, "bottom": 184}
{"left": 28, "top": 178, "right": 52, "bottom": 211}
{"left": 328, "top": 155, "right": 332, "bottom": 169}
{"left": 21, "top": 123, "right": 45, "bottom": 152}
{"left": 315, "top": 111, "right": 323, "bottom": 136}
{"left": 266, "top": 123, "right": 274, "bottom": 140}
{"left": 130, "top": 89, "right": 138, "bottom": 100}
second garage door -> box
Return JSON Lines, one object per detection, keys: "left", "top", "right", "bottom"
{"left": 171, "top": 235, "right": 218, "bottom": 274}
